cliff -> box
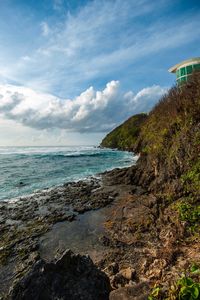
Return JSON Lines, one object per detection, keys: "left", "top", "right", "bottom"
{"left": 101, "top": 73, "right": 200, "bottom": 200}
{"left": 100, "top": 113, "right": 147, "bottom": 150}
{"left": 100, "top": 73, "right": 200, "bottom": 299}
{"left": 134, "top": 75, "right": 200, "bottom": 197}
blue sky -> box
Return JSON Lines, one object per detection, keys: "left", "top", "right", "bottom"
{"left": 0, "top": 0, "right": 200, "bottom": 146}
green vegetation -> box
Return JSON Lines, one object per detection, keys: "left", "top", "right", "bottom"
{"left": 101, "top": 73, "right": 200, "bottom": 297}
{"left": 100, "top": 113, "right": 147, "bottom": 150}
{"left": 137, "top": 74, "right": 200, "bottom": 299}
{"left": 177, "top": 199, "right": 200, "bottom": 234}
{"left": 181, "top": 159, "right": 200, "bottom": 195}
{"left": 148, "top": 286, "right": 162, "bottom": 300}
{"left": 101, "top": 73, "right": 200, "bottom": 216}
{"left": 134, "top": 74, "right": 200, "bottom": 220}
{"left": 176, "top": 275, "right": 200, "bottom": 300}
{"left": 148, "top": 267, "right": 200, "bottom": 299}
{"left": 178, "top": 201, "right": 200, "bottom": 225}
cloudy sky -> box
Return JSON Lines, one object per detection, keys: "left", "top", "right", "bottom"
{"left": 0, "top": 0, "right": 200, "bottom": 146}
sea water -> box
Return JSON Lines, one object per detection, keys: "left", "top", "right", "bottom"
{"left": 0, "top": 146, "right": 136, "bottom": 201}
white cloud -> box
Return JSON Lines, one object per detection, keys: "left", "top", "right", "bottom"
{"left": 40, "top": 22, "right": 50, "bottom": 36}
{"left": 21, "top": 56, "right": 31, "bottom": 62}
{"left": 0, "top": 82, "right": 166, "bottom": 133}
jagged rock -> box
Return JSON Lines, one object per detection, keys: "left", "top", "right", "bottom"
{"left": 9, "top": 250, "right": 111, "bottom": 300}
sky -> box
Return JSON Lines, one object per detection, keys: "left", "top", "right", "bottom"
{"left": 0, "top": 0, "right": 200, "bottom": 146}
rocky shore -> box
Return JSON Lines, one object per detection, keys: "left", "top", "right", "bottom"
{"left": 0, "top": 165, "right": 199, "bottom": 299}
{"left": 0, "top": 167, "right": 134, "bottom": 299}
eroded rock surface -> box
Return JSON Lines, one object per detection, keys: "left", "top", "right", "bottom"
{"left": 9, "top": 250, "right": 111, "bottom": 300}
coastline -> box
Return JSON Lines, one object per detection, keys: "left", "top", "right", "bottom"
{"left": 0, "top": 167, "right": 133, "bottom": 298}
{"left": 0, "top": 146, "right": 135, "bottom": 202}
{"left": 0, "top": 164, "right": 199, "bottom": 299}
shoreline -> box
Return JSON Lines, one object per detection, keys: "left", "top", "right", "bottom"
{"left": 0, "top": 164, "right": 199, "bottom": 299}
{"left": 1, "top": 174, "right": 102, "bottom": 204}
{"left": 0, "top": 149, "right": 136, "bottom": 203}
{"left": 0, "top": 167, "right": 133, "bottom": 298}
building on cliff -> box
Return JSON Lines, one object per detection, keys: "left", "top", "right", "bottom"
{"left": 169, "top": 57, "right": 200, "bottom": 85}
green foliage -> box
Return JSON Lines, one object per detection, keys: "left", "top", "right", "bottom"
{"left": 100, "top": 113, "right": 147, "bottom": 150}
{"left": 177, "top": 276, "right": 200, "bottom": 300}
{"left": 179, "top": 202, "right": 200, "bottom": 225}
{"left": 190, "top": 264, "right": 200, "bottom": 275}
{"left": 101, "top": 73, "right": 200, "bottom": 219}
{"left": 148, "top": 286, "right": 162, "bottom": 300}
{"left": 177, "top": 198, "right": 200, "bottom": 234}
{"left": 148, "top": 271, "right": 200, "bottom": 300}
{"left": 138, "top": 73, "right": 200, "bottom": 160}
{"left": 181, "top": 159, "right": 200, "bottom": 195}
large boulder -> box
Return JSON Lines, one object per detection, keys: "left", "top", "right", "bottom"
{"left": 9, "top": 250, "right": 111, "bottom": 300}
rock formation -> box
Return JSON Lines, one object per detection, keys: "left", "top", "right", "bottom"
{"left": 10, "top": 250, "right": 111, "bottom": 300}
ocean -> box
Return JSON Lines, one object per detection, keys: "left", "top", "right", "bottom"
{"left": 0, "top": 146, "right": 136, "bottom": 201}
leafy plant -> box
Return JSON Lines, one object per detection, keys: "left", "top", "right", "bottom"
{"left": 148, "top": 286, "right": 162, "bottom": 300}
{"left": 177, "top": 199, "right": 200, "bottom": 234}
{"left": 178, "top": 202, "right": 200, "bottom": 225}
{"left": 190, "top": 264, "right": 200, "bottom": 275}
{"left": 181, "top": 159, "right": 200, "bottom": 195}
{"left": 177, "top": 275, "right": 200, "bottom": 300}
{"left": 148, "top": 267, "right": 200, "bottom": 300}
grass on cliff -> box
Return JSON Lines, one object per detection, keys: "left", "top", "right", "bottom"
{"left": 137, "top": 73, "right": 200, "bottom": 187}
{"left": 100, "top": 73, "right": 200, "bottom": 299}
{"left": 135, "top": 73, "right": 200, "bottom": 234}
{"left": 138, "top": 73, "right": 200, "bottom": 157}
{"left": 101, "top": 72, "right": 200, "bottom": 218}
{"left": 100, "top": 113, "right": 147, "bottom": 150}
{"left": 101, "top": 72, "right": 200, "bottom": 233}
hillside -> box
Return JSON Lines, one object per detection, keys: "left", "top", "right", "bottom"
{"left": 100, "top": 113, "right": 147, "bottom": 150}
{"left": 100, "top": 73, "right": 200, "bottom": 299}
{"left": 101, "top": 73, "right": 200, "bottom": 199}
{"left": 134, "top": 73, "right": 200, "bottom": 197}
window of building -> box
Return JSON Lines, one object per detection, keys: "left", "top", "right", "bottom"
{"left": 193, "top": 64, "right": 200, "bottom": 71}
{"left": 179, "top": 76, "right": 187, "bottom": 84}
{"left": 180, "top": 67, "right": 186, "bottom": 76}
{"left": 186, "top": 65, "right": 193, "bottom": 74}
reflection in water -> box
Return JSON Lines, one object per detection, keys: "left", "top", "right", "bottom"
{"left": 39, "top": 206, "right": 111, "bottom": 262}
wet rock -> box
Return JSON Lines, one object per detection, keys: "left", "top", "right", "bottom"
{"left": 9, "top": 250, "right": 111, "bottom": 300}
